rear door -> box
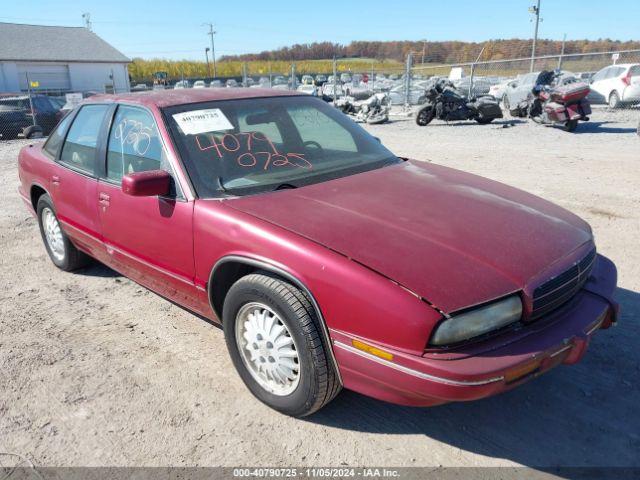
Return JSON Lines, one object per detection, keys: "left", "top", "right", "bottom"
{"left": 49, "top": 104, "right": 111, "bottom": 259}
{"left": 96, "top": 104, "right": 199, "bottom": 310}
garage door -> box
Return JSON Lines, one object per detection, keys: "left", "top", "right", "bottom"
{"left": 17, "top": 63, "right": 71, "bottom": 91}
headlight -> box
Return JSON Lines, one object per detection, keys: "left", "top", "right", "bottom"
{"left": 429, "top": 295, "right": 522, "bottom": 346}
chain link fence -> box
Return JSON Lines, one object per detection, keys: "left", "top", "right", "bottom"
{"left": 1, "top": 71, "right": 129, "bottom": 141}
{"left": 411, "top": 49, "right": 640, "bottom": 109}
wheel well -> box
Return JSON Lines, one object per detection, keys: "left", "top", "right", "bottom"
{"left": 30, "top": 185, "right": 47, "bottom": 211}
{"left": 209, "top": 261, "right": 259, "bottom": 318}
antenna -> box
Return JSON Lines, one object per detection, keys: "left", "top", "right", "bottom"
{"left": 82, "top": 12, "right": 92, "bottom": 31}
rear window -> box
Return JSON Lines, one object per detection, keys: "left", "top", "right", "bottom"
{"left": 43, "top": 114, "right": 72, "bottom": 158}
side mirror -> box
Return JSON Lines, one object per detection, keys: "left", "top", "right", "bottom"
{"left": 122, "top": 170, "right": 171, "bottom": 197}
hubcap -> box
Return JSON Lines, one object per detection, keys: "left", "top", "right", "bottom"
{"left": 42, "top": 207, "right": 65, "bottom": 261}
{"left": 235, "top": 302, "right": 300, "bottom": 396}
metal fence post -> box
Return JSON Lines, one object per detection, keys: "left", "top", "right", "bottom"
{"left": 332, "top": 56, "right": 338, "bottom": 103}
{"left": 404, "top": 52, "right": 413, "bottom": 110}
{"left": 371, "top": 62, "right": 375, "bottom": 91}
{"left": 25, "top": 73, "right": 36, "bottom": 127}
{"left": 242, "top": 62, "right": 248, "bottom": 87}
{"left": 290, "top": 63, "right": 296, "bottom": 91}
{"left": 268, "top": 62, "right": 272, "bottom": 88}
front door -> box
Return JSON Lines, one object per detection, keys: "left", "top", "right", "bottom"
{"left": 97, "top": 104, "right": 199, "bottom": 311}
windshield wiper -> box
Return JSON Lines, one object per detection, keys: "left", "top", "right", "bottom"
{"left": 217, "top": 176, "right": 229, "bottom": 193}
{"left": 273, "top": 183, "right": 297, "bottom": 191}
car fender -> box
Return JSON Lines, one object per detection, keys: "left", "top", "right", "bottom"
{"left": 208, "top": 254, "right": 343, "bottom": 384}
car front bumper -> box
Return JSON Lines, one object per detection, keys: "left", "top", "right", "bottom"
{"left": 331, "top": 254, "right": 618, "bottom": 407}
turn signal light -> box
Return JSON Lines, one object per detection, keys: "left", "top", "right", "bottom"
{"left": 504, "top": 359, "right": 541, "bottom": 384}
{"left": 351, "top": 339, "right": 394, "bottom": 361}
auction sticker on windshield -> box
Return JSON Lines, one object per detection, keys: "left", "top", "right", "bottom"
{"left": 172, "top": 109, "right": 234, "bottom": 135}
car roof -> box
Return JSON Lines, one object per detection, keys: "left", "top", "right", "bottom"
{"left": 88, "top": 88, "right": 302, "bottom": 108}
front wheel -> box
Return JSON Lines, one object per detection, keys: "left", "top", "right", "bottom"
{"left": 564, "top": 119, "right": 579, "bottom": 132}
{"left": 36, "top": 194, "right": 89, "bottom": 271}
{"left": 415, "top": 106, "right": 435, "bottom": 126}
{"left": 222, "top": 273, "right": 341, "bottom": 417}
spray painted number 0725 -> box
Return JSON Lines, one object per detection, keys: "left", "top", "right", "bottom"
{"left": 237, "top": 151, "right": 312, "bottom": 170}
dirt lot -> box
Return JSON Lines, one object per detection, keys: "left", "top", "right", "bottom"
{"left": 1, "top": 107, "right": 639, "bottom": 471}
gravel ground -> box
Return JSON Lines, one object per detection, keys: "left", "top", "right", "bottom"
{"left": 0, "top": 107, "right": 639, "bottom": 471}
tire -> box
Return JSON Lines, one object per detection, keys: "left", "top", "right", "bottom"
{"left": 502, "top": 94, "right": 510, "bottom": 110}
{"left": 222, "top": 273, "right": 341, "bottom": 417}
{"left": 609, "top": 91, "right": 621, "bottom": 109}
{"left": 36, "top": 194, "right": 89, "bottom": 271}
{"left": 23, "top": 125, "right": 43, "bottom": 139}
{"left": 415, "top": 106, "right": 435, "bottom": 126}
{"left": 564, "top": 119, "right": 579, "bottom": 132}
{"left": 476, "top": 117, "right": 494, "bottom": 125}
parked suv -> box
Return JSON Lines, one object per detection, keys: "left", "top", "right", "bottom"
{"left": 589, "top": 64, "right": 640, "bottom": 108}
{"left": 0, "top": 94, "right": 60, "bottom": 140}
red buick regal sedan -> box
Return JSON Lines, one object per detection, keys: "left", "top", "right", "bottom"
{"left": 18, "top": 88, "right": 619, "bottom": 417}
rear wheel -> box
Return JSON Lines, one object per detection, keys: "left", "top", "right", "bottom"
{"left": 564, "top": 119, "right": 579, "bottom": 132}
{"left": 416, "top": 106, "right": 435, "bottom": 126}
{"left": 36, "top": 194, "right": 89, "bottom": 271}
{"left": 609, "top": 91, "right": 621, "bottom": 109}
{"left": 23, "top": 125, "right": 43, "bottom": 139}
{"left": 476, "top": 117, "right": 494, "bottom": 125}
{"left": 222, "top": 273, "right": 341, "bottom": 417}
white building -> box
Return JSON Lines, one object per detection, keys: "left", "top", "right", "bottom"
{"left": 0, "top": 22, "right": 130, "bottom": 94}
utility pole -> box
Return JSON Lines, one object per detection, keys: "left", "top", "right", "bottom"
{"left": 203, "top": 23, "right": 217, "bottom": 78}
{"left": 529, "top": 0, "right": 541, "bottom": 72}
{"left": 421, "top": 40, "right": 427, "bottom": 65}
{"left": 82, "top": 12, "right": 92, "bottom": 31}
{"left": 557, "top": 34, "right": 566, "bottom": 70}
{"left": 205, "top": 48, "right": 211, "bottom": 78}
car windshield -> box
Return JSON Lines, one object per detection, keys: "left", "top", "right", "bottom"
{"left": 163, "top": 95, "right": 399, "bottom": 197}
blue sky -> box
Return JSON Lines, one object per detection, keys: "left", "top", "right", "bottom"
{"left": 2, "top": 0, "right": 639, "bottom": 60}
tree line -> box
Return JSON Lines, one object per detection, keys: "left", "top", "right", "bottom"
{"left": 219, "top": 39, "right": 640, "bottom": 64}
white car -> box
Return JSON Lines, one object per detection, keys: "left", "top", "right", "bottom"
{"left": 193, "top": 80, "right": 206, "bottom": 89}
{"left": 296, "top": 84, "right": 317, "bottom": 95}
{"left": 589, "top": 64, "right": 640, "bottom": 108}
{"left": 489, "top": 78, "right": 518, "bottom": 103}
{"left": 173, "top": 80, "right": 190, "bottom": 89}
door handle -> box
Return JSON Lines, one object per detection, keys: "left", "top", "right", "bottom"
{"left": 98, "top": 192, "right": 110, "bottom": 209}
{"left": 51, "top": 175, "right": 60, "bottom": 185}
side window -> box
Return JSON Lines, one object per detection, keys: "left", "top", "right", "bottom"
{"left": 107, "top": 105, "right": 168, "bottom": 181}
{"left": 106, "top": 105, "right": 181, "bottom": 197}
{"left": 43, "top": 114, "right": 72, "bottom": 158}
{"left": 60, "top": 105, "right": 109, "bottom": 174}
{"left": 605, "top": 68, "right": 620, "bottom": 79}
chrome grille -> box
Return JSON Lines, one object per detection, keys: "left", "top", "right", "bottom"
{"left": 531, "top": 248, "right": 596, "bottom": 320}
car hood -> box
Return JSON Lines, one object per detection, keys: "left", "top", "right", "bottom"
{"left": 225, "top": 160, "right": 593, "bottom": 313}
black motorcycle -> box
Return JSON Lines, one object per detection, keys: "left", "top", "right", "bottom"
{"left": 415, "top": 79, "right": 503, "bottom": 126}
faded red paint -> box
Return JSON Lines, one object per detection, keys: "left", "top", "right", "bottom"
{"left": 17, "top": 89, "right": 619, "bottom": 407}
